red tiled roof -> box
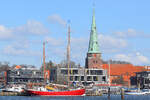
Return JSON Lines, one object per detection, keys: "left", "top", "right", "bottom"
{"left": 15, "top": 65, "right": 22, "bottom": 69}
{"left": 102, "top": 64, "right": 149, "bottom": 83}
{"left": 102, "top": 64, "right": 146, "bottom": 76}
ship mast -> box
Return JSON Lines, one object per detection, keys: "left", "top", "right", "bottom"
{"left": 43, "top": 42, "right": 46, "bottom": 83}
{"left": 67, "top": 23, "right": 71, "bottom": 87}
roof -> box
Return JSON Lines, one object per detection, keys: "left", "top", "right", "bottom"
{"left": 88, "top": 8, "right": 100, "bottom": 54}
{"left": 102, "top": 64, "right": 150, "bottom": 83}
{"left": 102, "top": 64, "right": 146, "bottom": 76}
{"left": 15, "top": 65, "right": 22, "bottom": 69}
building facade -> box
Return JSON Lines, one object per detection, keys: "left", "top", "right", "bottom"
{"left": 57, "top": 67, "right": 108, "bottom": 85}
{"left": 131, "top": 71, "right": 150, "bottom": 89}
{"left": 6, "top": 67, "right": 44, "bottom": 85}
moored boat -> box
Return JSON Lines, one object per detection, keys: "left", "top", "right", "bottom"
{"left": 125, "top": 91, "right": 146, "bottom": 95}
{"left": 3, "top": 85, "right": 25, "bottom": 93}
{"left": 25, "top": 21, "right": 86, "bottom": 96}
{"left": 25, "top": 88, "right": 85, "bottom": 96}
{"left": 141, "top": 89, "right": 150, "bottom": 94}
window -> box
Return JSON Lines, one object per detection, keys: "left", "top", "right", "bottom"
{"left": 90, "top": 70, "right": 95, "bottom": 75}
{"left": 93, "top": 61, "right": 95, "bottom": 63}
{"left": 61, "top": 70, "right": 68, "bottom": 74}
{"left": 86, "top": 70, "right": 89, "bottom": 75}
{"left": 87, "top": 76, "right": 92, "bottom": 81}
{"left": 81, "top": 76, "right": 84, "bottom": 81}
{"left": 90, "top": 70, "right": 102, "bottom": 75}
{"left": 93, "top": 60, "right": 98, "bottom": 64}
{"left": 93, "top": 76, "right": 98, "bottom": 81}
{"left": 102, "top": 76, "right": 106, "bottom": 81}
{"left": 73, "top": 70, "right": 78, "bottom": 74}
{"left": 97, "top": 70, "right": 103, "bottom": 75}
{"left": 75, "top": 76, "right": 79, "bottom": 81}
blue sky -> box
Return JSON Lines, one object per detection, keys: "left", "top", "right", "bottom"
{"left": 0, "top": 0, "right": 150, "bottom": 67}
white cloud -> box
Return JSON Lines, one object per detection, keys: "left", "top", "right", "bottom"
{"left": 0, "top": 20, "right": 49, "bottom": 40}
{"left": 45, "top": 36, "right": 65, "bottom": 46}
{"left": 70, "top": 37, "right": 88, "bottom": 63}
{"left": 3, "top": 41, "right": 41, "bottom": 57}
{"left": 113, "top": 52, "right": 150, "bottom": 65}
{"left": 71, "top": 37, "right": 88, "bottom": 49}
{"left": 114, "top": 28, "right": 142, "bottom": 38}
{"left": 0, "top": 25, "right": 13, "bottom": 39}
{"left": 3, "top": 45, "right": 26, "bottom": 55}
{"left": 113, "top": 54, "right": 131, "bottom": 62}
{"left": 43, "top": 36, "right": 88, "bottom": 65}
{"left": 15, "top": 20, "right": 49, "bottom": 35}
{"left": 135, "top": 52, "right": 149, "bottom": 64}
{"left": 48, "top": 14, "right": 66, "bottom": 27}
{"left": 98, "top": 34, "right": 128, "bottom": 51}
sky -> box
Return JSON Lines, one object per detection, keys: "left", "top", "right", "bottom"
{"left": 0, "top": 0, "right": 150, "bottom": 67}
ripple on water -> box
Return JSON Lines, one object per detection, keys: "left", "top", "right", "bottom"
{"left": 0, "top": 95, "right": 150, "bottom": 100}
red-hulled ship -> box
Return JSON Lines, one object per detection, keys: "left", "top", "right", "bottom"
{"left": 25, "top": 88, "right": 85, "bottom": 96}
{"left": 25, "top": 21, "right": 86, "bottom": 96}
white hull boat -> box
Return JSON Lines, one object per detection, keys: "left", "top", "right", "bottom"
{"left": 125, "top": 91, "right": 146, "bottom": 95}
{"left": 142, "top": 89, "right": 150, "bottom": 94}
{"left": 3, "top": 86, "right": 24, "bottom": 92}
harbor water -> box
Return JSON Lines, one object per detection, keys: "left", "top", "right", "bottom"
{"left": 0, "top": 95, "right": 150, "bottom": 100}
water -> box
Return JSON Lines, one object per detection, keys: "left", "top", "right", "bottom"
{"left": 0, "top": 95, "right": 150, "bottom": 100}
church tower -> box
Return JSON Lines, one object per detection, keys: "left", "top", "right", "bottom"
{"left": 85, "top": 8, "right": 103, "bottom": 69}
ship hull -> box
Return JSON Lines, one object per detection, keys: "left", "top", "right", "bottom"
{"left": 26, "top": 89, "right": 85, "bottom": 96}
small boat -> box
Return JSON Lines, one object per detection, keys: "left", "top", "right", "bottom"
{"left": 25, "top": 87, "right": 85, "bottom": 96}
{"left": 141, "top": 89, "right": 150, "bottom": 94}
{"left": 125, "top": 91, "right": 146, "bottom": 95}
{"left": 125, "top": 85, "right": 146, "bottom": 95}
{"left": 3, "top": 85, "right": 24, "bottom": 92}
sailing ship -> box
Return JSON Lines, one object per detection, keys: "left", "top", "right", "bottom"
{"left": 25, "top": 23, "right": 85, "bottom": 96}
{"left": 25, "top": 88, "right": 85, "bottom": 96}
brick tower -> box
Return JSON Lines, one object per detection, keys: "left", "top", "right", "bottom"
{"left": 85, "top": 8, "right": 103, "bottom": 69}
